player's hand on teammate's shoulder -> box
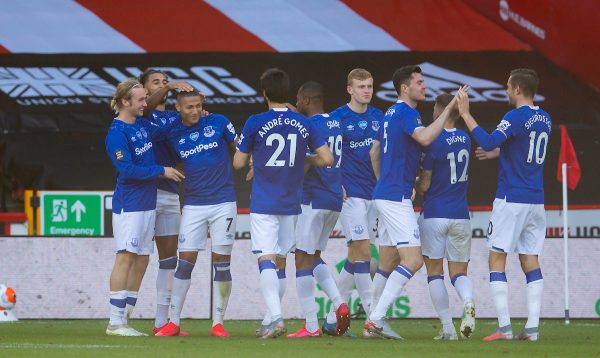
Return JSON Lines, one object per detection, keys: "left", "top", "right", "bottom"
{"left": 475, "top": 147, "right": 500, "bottom": 160}
{"left": 284, "top": 102, "right": 297, "bottom": 112}
{"left": 167, "top": 81, "right": 194, "bottom": 92}
{"left": 162, "top": 167, "right": 185, "bottom": 182}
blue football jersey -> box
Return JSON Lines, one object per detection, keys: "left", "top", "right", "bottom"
{"left": 105, "top": 117, "right": 172, "bottom": 213}
{"left": 148, "top": 109, "right": 180, "bottom": 194}
{"left": 302, "top": 114, "right": 343, "bottom": 212}
{"left": 421, "top": 128, "right": 471, "bottom": 219}
{"left": 237, "top": 108, "right": 326, "bottom": 215}
{"left": 494, "top": 106, "right": 552, "bottom": 204}
{"left": 373, "top": 101, "right": 424, "bottom": 201}
{"left": 169, "top": 114, "right": 237, "bottom": 206}
{"left": 331, "top": 104, "right": 383, "bottom": 200}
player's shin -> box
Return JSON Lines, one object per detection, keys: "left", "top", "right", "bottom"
{"left": 259, "top": 260, "right": 282, "bottom": 321}
{"left": 428, "top": 275, "right": 453, "bottom": 332}
{"left": 155, "top": 256, "right": 177, "bottom": 328}
{"left": 354, "top": 260, "right": 373, "bottom": 315}
{"left": 489, "top": 271, "right": 511, "bottom": 329}
{"left": 370, "top": 265, "right": 413, "bottom": 321}
{"left": 170, "top": 259, "right": 195, "bottom": 325}
{"left": 524, "top": 268, "right": 543, "bottom": 329}
{"left": 296, "top": 269, "right": 319, "bottom": 332}
{"left": 212, "top": 261, "right": 232, "bottom": 327}
{"left": 313, "top": 258, "right": 344, "bottom": 309}
{"left": 451, "top": 273, "right": 473, "bottom": 304}
{"left": 372, "top": 269, "right": 391, "bottom": 311}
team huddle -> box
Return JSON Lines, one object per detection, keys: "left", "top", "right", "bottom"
{"left": 104, "top": 65, "right": 551, "bottom": 342}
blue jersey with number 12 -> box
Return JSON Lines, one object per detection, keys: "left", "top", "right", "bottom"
{"left": 421, "top": 128, "right": 471, "bottom": 219}
{"left": 237, "top": 108, "right": 325, "bottom": 215}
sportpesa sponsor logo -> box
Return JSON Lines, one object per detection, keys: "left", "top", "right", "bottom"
{"left": 180, "top": 141, "right": 219, "bottom": 158}
{"left": 135, "top": 142, "right": 153, "bottom": 156}
{"left": 376, "top": 62, "right": 545, "bottom": 103}
{"left": 0, "top": 66, "right": 263, "bottom": 107}
{"left": 350, "top": 138, "right": 373, "bottom": 149}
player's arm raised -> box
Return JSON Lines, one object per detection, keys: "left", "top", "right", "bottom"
{"left": 411, "top": 85, "right": 469, "bottom": 146}
{"left": 370, "top": 139, "right": 381, "bottom": 180}
{"left": 307, "top": 144, "right": 334, "bottom": 167}
{"left": 143, "top": 81, "right": 195, "bottom": 116}
{"left": 457, "top": 91, "right": 508, "bottom": 151}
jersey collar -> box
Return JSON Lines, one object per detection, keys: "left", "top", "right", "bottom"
{"left": 272, "top": 108, "right": 289, "bottom": 112}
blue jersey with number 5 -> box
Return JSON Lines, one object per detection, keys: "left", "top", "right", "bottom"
{"left": 237, "top": 108, "right": 325, "bottom": 215}
{"left": 422, "top": 128, "right": 471, "bottom": 219}
{"left": 373, "top": 101, "right": 424, "bottom": 202}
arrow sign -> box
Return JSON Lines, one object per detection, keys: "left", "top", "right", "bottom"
{"left": 70, "top": 200, "right": 86, "bottom": 222}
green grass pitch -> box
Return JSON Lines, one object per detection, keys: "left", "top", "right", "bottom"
{"left": 0, "top": 319, "right": 599, "bottom": 357}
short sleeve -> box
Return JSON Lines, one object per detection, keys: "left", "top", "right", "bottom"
{"left": 307, "top": 120, "right": 326, "bottom": 151}
{"left": 401, "top": 110, "right": 424, "bottom": 136}
{"left": 236, "top": 117, "right": 254, "bottom": 153}
{"left": 221, "top": 116, "right": 237, "bottom": 144}
{"left": 494, "top": 111, "right": 517, "bottom": 138}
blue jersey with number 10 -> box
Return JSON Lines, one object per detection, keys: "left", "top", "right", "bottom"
{"left": 421, "top": 128, "right": 471, "bottom": 219}
{"left": 471, "top": 105, "right": 552, "bottom": 204}
{"left": 237, "top": 108, "right": 326, "bottom": 215}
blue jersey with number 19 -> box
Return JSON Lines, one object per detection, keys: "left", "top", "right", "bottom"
{"left": 302, "top": 113, "right": 343, "bottom": 212}
{"left": 237, "top": 108, "right": 326, "bottom": 215}
{"left": 421, "top": 128, "right": 471, "bottom": 219}
{"left": 148, "top": 109, "right": 180, "bottom": 194}
{"left": 472, "top": 105, "right": 552, "bottom": 204}
{"left": 373, "top": 101, "right": 424, "bottom": 202}
{"left": 331, "top": 104, "right": 383, "bottom": 200}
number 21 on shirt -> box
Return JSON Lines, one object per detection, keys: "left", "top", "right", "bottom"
{"left": 266, "top": 133, "right": 297, "bottom": 167}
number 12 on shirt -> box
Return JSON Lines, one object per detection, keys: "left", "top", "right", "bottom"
{"left": 447, "top": 149, "right": 469, "bottom": 184}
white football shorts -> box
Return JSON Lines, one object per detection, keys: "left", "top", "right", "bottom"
{"left": 155, "top": 189, "right": 181, "bottom": 237}
{"left": 340, "top": 197, "right": 379, "bottom": 244}
{"left": 375, "top": 199, "right": 420, "bottom": 248}
{"left": 418, "top": 215, "right": 472, "bottom": 262}
{"left": 487, "top": 198, "right": 546, "bottom": 255}
{"left": 178, "top": 202, "right": 237, "bottom": 252}
{"left": 295, "top": 204, "right": 340, "bottom": 254}
{"left": 112, "top": 209, "right": 156, "bottom": 255}
{"left": 250, "top": 213, "right": 297, "bottom": 257}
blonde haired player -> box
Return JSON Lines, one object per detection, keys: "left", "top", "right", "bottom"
{"left": 104, "top": 78, "right": 183, "bottom": 336}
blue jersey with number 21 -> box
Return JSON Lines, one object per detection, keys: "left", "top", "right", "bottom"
{"left": 237, "top": 108, "right": 325, "bottom": 215}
